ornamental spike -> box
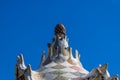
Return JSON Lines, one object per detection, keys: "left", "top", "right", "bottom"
{"left": 27, "top": 64, "right": 32, "bottom": 75}
{"left": 75, "top": 49, "right": 80, "bottom": 61}
{"left": 17, "top": 54, "right": 26, "bottom": 69}
{"left": 98, "top": 64, "right": 108, "bottom": 74}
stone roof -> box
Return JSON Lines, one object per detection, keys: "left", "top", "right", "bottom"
{"left": 15, "top": 24, "right": 118, "bottom": 80}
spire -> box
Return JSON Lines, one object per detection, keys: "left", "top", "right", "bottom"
{"left": 15, "top": 54, "right": 27, "bottom": 80}
{"left": 54, "top": 24, "right": 66, "bottom": 36}
{"left": 40, "top": 50, "right": 46, "bottom": 66}
{"left": 53, "top": 24, "right": 68, "bottom": 48}
{"left": 26, "top": 64, "right": 32, "bottom": 75}
{"left": 16, "top": 54, "right": 26, "bottom": 70}
{"left": 15, "top": 24, "right": 118, "bottom": 80}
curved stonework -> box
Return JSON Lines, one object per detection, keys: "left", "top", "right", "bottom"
{"left": 15, "top": 24, "right": 118, "bottom": 80}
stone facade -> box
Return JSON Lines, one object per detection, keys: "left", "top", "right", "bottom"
{"left": 15, "top": 24, "right": 118, "bottom": 80}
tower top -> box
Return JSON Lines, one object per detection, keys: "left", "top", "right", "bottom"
{"left": 15, "top": 23, "right": 118, "bottom": 80}
{"left": 54, "top": 24, "right": 66, "bottom": 36}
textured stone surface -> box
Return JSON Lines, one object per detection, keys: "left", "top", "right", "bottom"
{"left": 15, "top": 24, "right": 118, "bottom": 80}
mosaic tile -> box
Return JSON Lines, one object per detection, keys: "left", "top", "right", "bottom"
{"left": 52, "top": 64, "right": 66, "bottom": 69}
{"left": 54, "top": 75, "right": 69, "bottom": 80}
{"left": 49, "top": 70, "right": 66, "bottom": 75}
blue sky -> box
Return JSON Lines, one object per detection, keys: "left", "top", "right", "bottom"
{"left": 0, "top": 0, "right": 120, "bottom": 79}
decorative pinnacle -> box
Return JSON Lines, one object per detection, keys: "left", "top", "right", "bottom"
{"left": 54, "top": 24, "right": 66, "bottom": 36}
